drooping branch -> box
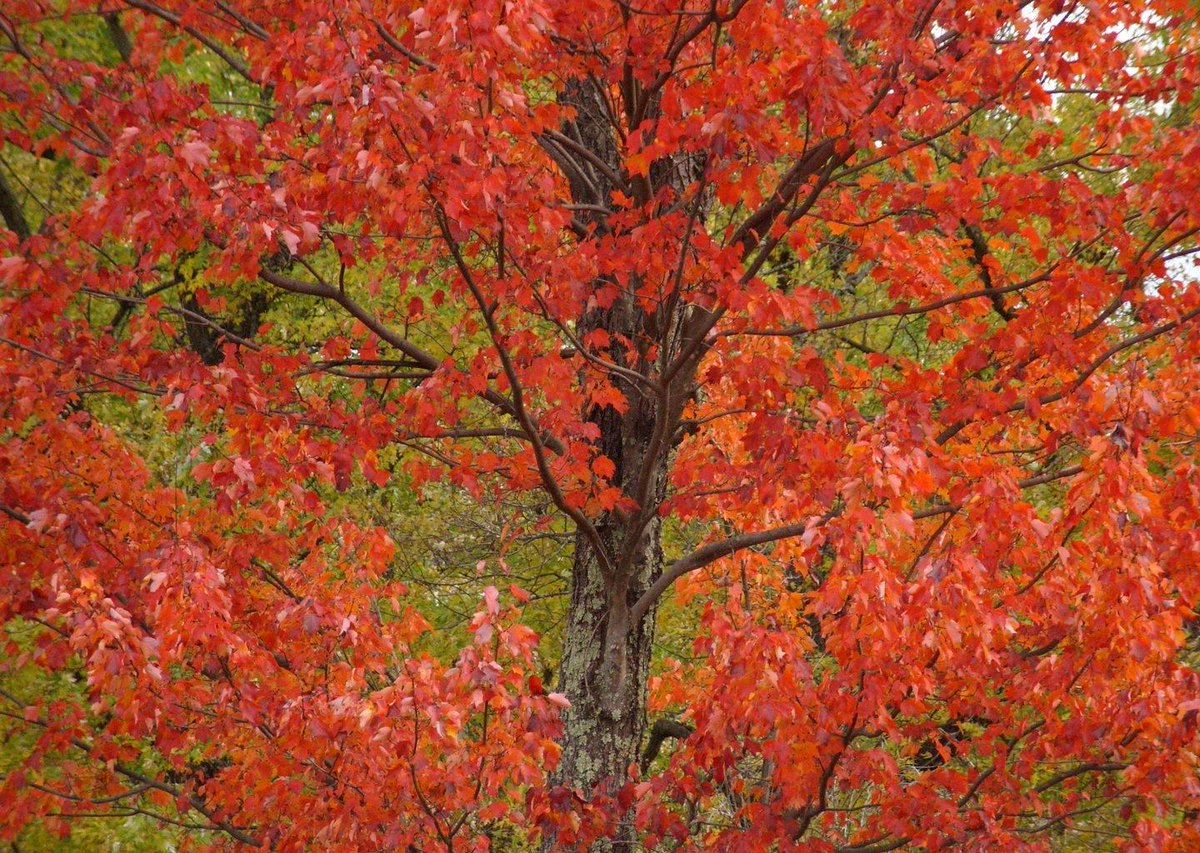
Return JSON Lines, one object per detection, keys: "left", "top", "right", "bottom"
{"left": 214, "top": 2, "right": 270, "bottom": 42}
{"left": 1, "top": 500, "right": 30, "bottom": 524}
{"left": 81, "top": 287, "right": 262, "bottom": 353}
{"left": 258, "top": 268, "right": 440, "bottom": 373}
{"left": 258, "top": 266, "right": 573, "bottom": 457}
{"left": 0, "top": 336, "right": 157, "bottom": 397}
{"left": 1017, "top": 304, "right": 1200, "bottom": 411}
{"left": 732, "top": 263, "right": 1057, "bottom": 340}
{"left": 1033, "top": 760, "right": 1128, "bottom": 794}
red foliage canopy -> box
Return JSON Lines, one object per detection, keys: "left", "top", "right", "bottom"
{"left": 2, "top": 0, "right": 1200, "bottom": 850}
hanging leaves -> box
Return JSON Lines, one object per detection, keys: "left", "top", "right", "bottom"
{"left": 2, "top": 0, "right": 1200, "bottom": 849}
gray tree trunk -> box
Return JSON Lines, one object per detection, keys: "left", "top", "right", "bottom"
{"left": 554, "top": 518, "right": 662, "bottom": 816}
{"left": 543, "top": 73, "right": 707, "bottom": 850}
{"left": 551, "top": 298, "right": 674, "bottom": 829}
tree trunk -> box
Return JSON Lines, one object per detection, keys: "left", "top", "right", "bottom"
{"left": 554, "top": 517, "right": 662, "bottom": 826}
{"left": 551, "top": 296, "right": 674, "bottom": 841}
{"left": 547, "top": 298, "right": 705, "bottom": 850}
{"left": 544, "top": 74, "right": 705, "bottom": 849}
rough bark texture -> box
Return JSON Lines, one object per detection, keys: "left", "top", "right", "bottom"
{"left": 555, "top": 517, "right": 663, "bottom": 798}
{"left": 552, "top": 284, "right": 674, "bottom": 815}
{"left": 544, "top": 73, "right": 707, "bottom": 848}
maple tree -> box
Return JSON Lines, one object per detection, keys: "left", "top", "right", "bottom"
{"left": 3, "top": 0, "right": 1200, "bottom": 850}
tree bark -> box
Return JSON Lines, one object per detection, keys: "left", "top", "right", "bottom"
{"left": 544, "top": 74, "right": 706, "bottom": 849}
{"left": 0, "top": 169, "right": 31, "bottom": 243}
{"left": 551, "top": 294, "right": 675, "bottom": 844}
{"left": 554, "top": 518, "right": 663, "bottom": 838}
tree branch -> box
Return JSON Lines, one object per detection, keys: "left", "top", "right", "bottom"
{"left": 121, "top": 0, "right": 255, "bottom": 82}
{"left": 629, "top": 464, "right": 1086, "bottom": 624}
{"left": 0, "top": 168, "right": 31, "bottom": 242}
{"left": 432, "top": 207, "right": 615, "bottom": 577}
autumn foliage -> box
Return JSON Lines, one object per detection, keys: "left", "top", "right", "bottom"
{"left": 2, "top": 0, "right": 1200, "bottom": 850}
